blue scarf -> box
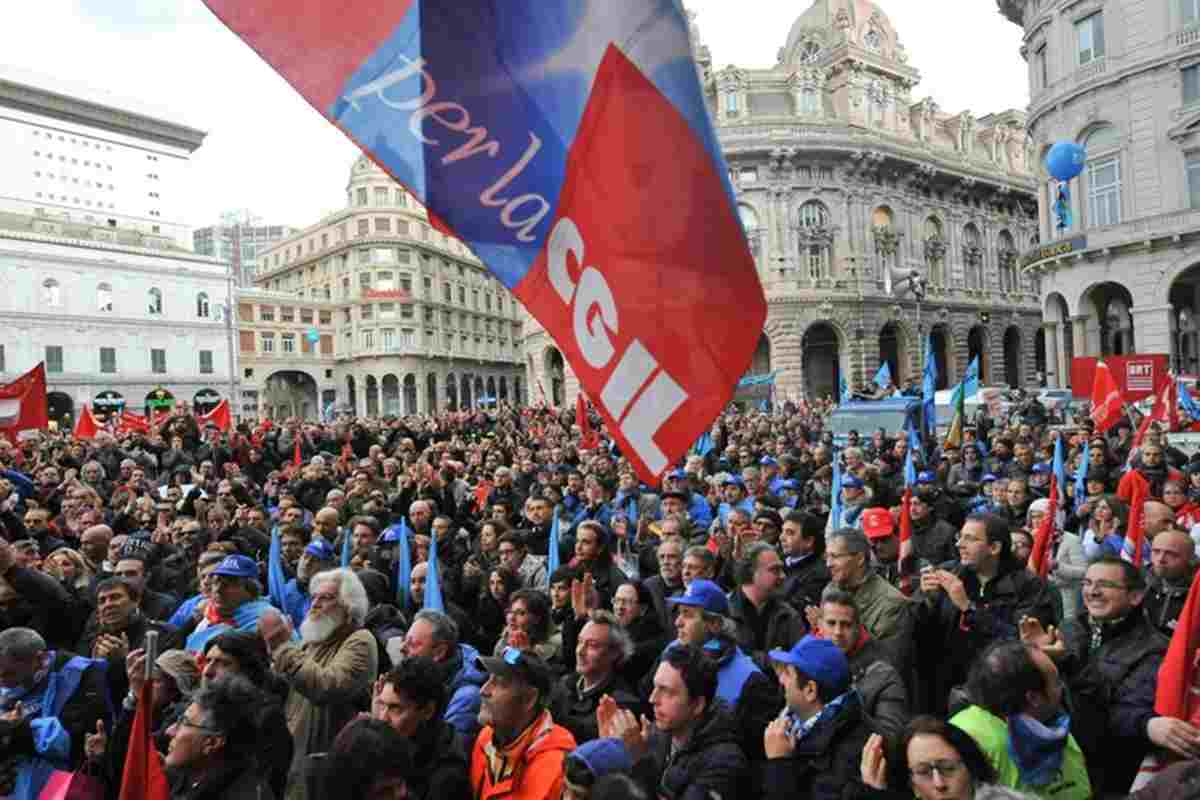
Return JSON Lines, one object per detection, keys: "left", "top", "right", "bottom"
{"left": 782, "top": 689, "right": 860, "bottom": 742}
{"left": 1007, "top": 711, "right": 1071, "bottom": 787}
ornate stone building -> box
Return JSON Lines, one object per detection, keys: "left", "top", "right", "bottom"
{"left": 1000, "top": 0, "right": 1200, "bottom": 383}
{"left": 249, "top": 156, "right": 525, "bottom": 420}
{"left": 699, "top": 0, "right": 1042, "bottom": 402}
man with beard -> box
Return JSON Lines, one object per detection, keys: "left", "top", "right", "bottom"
{"left": 162, "top": 675, "right": 275, "bottom": 800}
{"left": 0, "top": 628, "right": 107, "bottom": 799}
{"left": 470, "top": 646, "right": 575, "bottom": 800}
{"left": 371, "top": 657, "right": 472, "bottom": 800}
{"left": 280, "top": 539, "right": 335, "bottom": 629}
{"left": 181, "top": 555, "right": 279, "bottom": 654}
{"left": 259, "top": 567, "right": 377, "bottom": 800}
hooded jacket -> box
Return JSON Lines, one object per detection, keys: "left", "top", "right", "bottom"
{"left": 470, "top": 708, "right": 576, "bottom": 800}
{"left": 443, "top": 643, "right": 486, "bottom": 739}
{"left": 631, "top": 704, "right": 748, "bottom": 800}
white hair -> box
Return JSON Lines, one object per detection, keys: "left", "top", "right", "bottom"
{"left": 309, "top": 568, "right": 369, "bottom": 627}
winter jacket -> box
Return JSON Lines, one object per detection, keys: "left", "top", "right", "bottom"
{"left": 0, "top": 651, "right": 107, "bottom": 800}
{"left": 782, "top": 553, "right": 831, "bottom": 612}
{"left": 915, "top": 558, "right": 1056, "bottom": 715}
{"left": 469, "top": 709, "right": 575, "bottom": 800}
{"left": 442, "top": 643, "right": 486, "bottom": 739}
{"left": 845, "top": 573, "right": 915, "bottom": 673}
{"left": 407, "top": 719, "right": 472, "bottom": 800}
{"left": 0, "top": 565, "right": 76, "bottom": 651}
{"left": 949, "top": 705, "right": 1090, "bottom": 800}
{"left": 1060, "top": 610, "right": 1167, "bottom": 796}
{"left": 847, "top": 636, "right": 909, "bottom": 741}
{"left": 630, "top": 704, "right": 748, "bottom": 800}
{"left": 1050, "top": 532, "right": 1087, "bottom": 621}
{"left": 549, "top": 670, "right": 642, "bottom": 745}
{"left": 907, "top": 516, "right": 958, "bottom": 566}
{"left": 642, "top": 573, "right": 685, "bottom": 633}
{"left": 760, "top": 693, "right": 873, "bottom": 800}
{"left": 1142, "top": 568, "right": 1195, "bottom": 636}
{"left": 726, "top": 589, "right": 808, "bottom": 671}
{"left": 273, "top": 625, "right": 378, "bottom": 800}
{"left": 168, "top": 758, "right": 276, "bottom": 800}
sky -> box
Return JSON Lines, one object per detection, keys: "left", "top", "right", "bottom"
{"left": 0, "top": 0, "right": 1029, "bottom": 234}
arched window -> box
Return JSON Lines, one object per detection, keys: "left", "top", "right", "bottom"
{"left": 962, "top": 224, "right": 983, "bottom": 289}
{"left": 798, "top": 201, "right": 831, "bottom": 279}
{"left": 148, "top": 287, "right": 163, "bottom": 315}
{"left": 97, "top": 282, "right": 113, "bottom": 312}
{"left": 872, "top": 207, "right": 897, "bottom": 280}
{"left": 1084, "top": 125, "right": 1121, "bottom": 227}
{"left": 196, "top": 292, "right": 210, "bottom": 318}
{"left": 42, "top": 278, "right": 61, "bottom": 307}
{"left": 923, "top": 217, "right": 946, "bottom": 287}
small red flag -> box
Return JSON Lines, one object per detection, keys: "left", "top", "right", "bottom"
{"left": 898, "top": 489, "right": 914, "bottom": 596}
{"left": 1090, "top": 359, "right": 1124, "bottom": 434}
{"left": 197, "top": 398, "right": 232, "bottom": 432}
{"left": 293, "top": 437, "right": 302, "bottom": 467}
{"left": 1156, "top": 567, "right": 1200, "bottom": 720}
{"left": 73, "top": 405, "right": 100, "bottom": 440}
{"left": 1028, "top": 475, "right": 1058, "bottom": 577}
{"left": 118, "top": 680, "right": 170, "bottom": 800}
{"left": 0, "top": 363, "right": 49, "bottom": 443}
{"left": 1122, "top": 471, "right": 1150, "bottom": 568}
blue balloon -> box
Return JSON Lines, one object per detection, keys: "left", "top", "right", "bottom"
{"left": 1045, "top": 141, "right": 1087, "bottom": 182}
{"left": 305, "top": 328, "right": 320, "bottom": 343}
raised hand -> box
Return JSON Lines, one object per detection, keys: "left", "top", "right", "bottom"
{"left": 860, "top": 733, "right": 888, "bottom": 789}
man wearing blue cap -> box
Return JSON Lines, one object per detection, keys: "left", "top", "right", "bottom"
{"left": 661, "top": 469, "right": 712, "bottom": 530}
{"left": 717, "top": 476, "right": 754, "bottom": 529}
{"left": 762, "top": 636, "right": 871, "bottom": 799}
{"left": 281, "top": 539, "right": 336, "bottom": 629}
{"left": 183, "top": 554, "right": 279, "bottom": 653}
{"left": 831, "top": 475, "right": 869, "bottom": 530}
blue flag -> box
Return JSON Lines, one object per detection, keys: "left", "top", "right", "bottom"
{"left": 340, "top": 525, "right": 352, "bottom": 567}
{"left": 907, "top": 419, "right": 922, "bottom": 456}
{"left": 1052, "top": 435, "right": 1066, "bottom": 506}
{"left": 1073, "top": 440, "right": 1090, "bottom": 512}
{"left": 829, "top": 453, "right": 844, "bottom": 530}
{"left": 1181, "top": 379, "right": 1200, "bottom": 421}
{"left": 548, "top": 505, "right": 562, "bottom": 575}
{"left": 874, "top": 362, "right": 892, "bottom": 390}
{"left": 267, "top": 525, "right": 287, "bottom": 609}
{"left": 693, "top": 432, "right": 715, "bottom": 458}
{"left": 922, "top": 335, "right": 938, "bottom": 444}
{"left": 949, "top": 356, "right": 981, "bottom": 408}
{"left": 839, "top": 375, "right": 850, "bottom": 406}
{"left": 424, "top": 531, "right": 446, "bottom": 613}
{"left": 385, "top": 520, "right": 413, "bottom": 608}
{"left": 903, "top": 449, "right": 917, "bottom": 489}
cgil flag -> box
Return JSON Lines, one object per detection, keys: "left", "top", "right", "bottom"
{"left": 1090, "top": 359, "right": 1123, "bottom": 434}
{"left": 202, "top": 0, "right": 767, "bottom": 483}
{"left": 0, "top": 363, "right": 48, "bottom": 443}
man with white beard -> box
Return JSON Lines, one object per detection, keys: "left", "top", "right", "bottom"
{"left": 258, "top": 567, "right": 378, "bottom": 800}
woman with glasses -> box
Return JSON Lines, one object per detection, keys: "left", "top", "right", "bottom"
{"left": 860, "top": 716, "right": 1034, "bottom": 799}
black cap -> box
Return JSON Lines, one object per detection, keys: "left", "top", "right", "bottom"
{"left": 476, "top": 647, "right": 553, "bottom": 696}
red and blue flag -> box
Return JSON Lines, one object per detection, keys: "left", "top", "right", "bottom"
{"left": 201, "top": 0, "right": 766, "bottom": 481}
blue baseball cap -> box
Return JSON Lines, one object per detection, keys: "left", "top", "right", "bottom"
{"left": 668, "top": 468, "right": 688, "bottom": 480}
{"left": 305, "top": 540, "right": 336, "bottom": 561}
{"left": 841, "top": 476, "right": 864, "bottom": 490}
{"left": 778, "top": 479, "right": 799, "bottom": 491}
{"left": 981, "top": 473, "right": 999, "bottom": 484}
{"left": 768, "top": 635, "right": 851, "bottom": 694}
{"left": 568, "top": 738, "right": 633, "bottom": 780}
{"left": 211, "top": 554, "right": 258, "bottom": 579}
{"left": 759, "top": 456, "right": 779, "bottom": 467}
{"left": 667, "top": 579, "right": 729, "bottom": 615}
{"left": 916, "top": 471, "right": 937, "bottom": 485}
{"left": 721, "top": 475, "right": 745, "bottom": 488}
{"left": 1032, "top": 463, "right": 1052, "bottom": 474}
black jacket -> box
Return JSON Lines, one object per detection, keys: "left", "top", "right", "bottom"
{"left": 915, "top": 558, "right": 1056, "bottom": 715}
{"left": 406, "top": 719, "right": 472, "bottom": 800}
{"left": 1143, "top": 569, "right": 1195, "bottom": 636}
{"left": 1061, "top": 610, "right": 1168, "bottom": 796}
{"left": 783, "top": 554, "right": 830, "bottom": 613}
{"left": 760, "top": 694, "right": 873, "bottom": 800}
{"left": 642, "top": 574, "right": 684, "bottom": 633}
{"left": 847, "top": 637, "right": 909, "bottom": 741}
{"left": 0, "top": 565, "right": 77, "bottom": 651}
{"left": 907, "top": 516, "right": 958, "bottom": 566}
{"left": 726, "top": 590, "right": 808, "bottom": 671}
{"left": 548, "top": 671, "right": 642, "bottom": 745}
{"left": 631, "top": 704, "right": 748, "bottom": 800}
{"left": 169, "top": 759, "right": 276, "bottom": 800}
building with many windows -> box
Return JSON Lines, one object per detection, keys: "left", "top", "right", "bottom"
{"left": 525, "top": 0, "right": 1044, "bottom": 406}
{"left": 1000, "top": 0, "right": 1200, "bottom": 382}
{"left": 0, "top": 69, "right": 234, "bottom": 424}
{"left": 249, "top": 156, "right": 525, "bottom": 418}
{"left": 194, "top": 217, "right": 298, "bottom": 287}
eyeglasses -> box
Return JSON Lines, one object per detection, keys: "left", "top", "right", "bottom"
{"left": 1081, "top": 578, "right": 1127, "bottom": 592}
{"left": 910, "top": 759, "right": 963, "bottom": 781}
{"left": 176, "top": 716, "right": 223, "bottom": 736}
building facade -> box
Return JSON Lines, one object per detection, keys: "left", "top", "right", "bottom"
{"left": 0, "top": 69, "right": 234, "bottom": 424}
{"left": 1000, "top": 0, "right": 1200, "bottom": 384}
{"left": 531, "top": 0, "right": 1045, "bottom": 407}
{"left": 194, "top": 217, "right": 298, "bottom": 287}
{"left": 248, "top": 156, "right": 525, "bottom": 419}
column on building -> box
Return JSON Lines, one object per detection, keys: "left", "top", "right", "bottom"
{"left": 1041, "top": 322, "right": 1062, "bottom": 389}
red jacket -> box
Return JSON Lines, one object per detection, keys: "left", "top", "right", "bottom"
{"left": 470, "top": 709, "right": 575, "bottom": 800}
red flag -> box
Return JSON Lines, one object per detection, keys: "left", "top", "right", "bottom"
{"left": 1122, "top": 470, "right": 1150, "bottom": 568}
{"left": 1133, "top": 376, "right": 1179, "bottom": 450}
{"left": 293, "top": 437, "right": 302, "bottom": 467}
{"left": 118, "top": 411, "right": 150, "bottom": 435}
{"left": 1090, "top": 359, "right": 1124, "bottom": 434}
{"left": 1156, "top": 567, "right": 1200, "bottom": 719}
{"left": 73, "top": 405, "right": 100, "bottom": 440}
{"left": 118, "top": 680, "right": 169, "bottom": 800}
{"left": 898, "top": 489, "right": 914, "bottom": 596}
{"left": 474, "top": 480, "right": 494, "bottom": 513}
{"left": 0, "top": 363, "right": 48, "bottom": 443}
{"left": 577, "top": 394, "right": 600, "bottom": 450}
{"left": 1028, "top": 475, "right": 1059, "bottom": 578}
{"left": 197, "top": 398, "right": 232, "bottom": 432}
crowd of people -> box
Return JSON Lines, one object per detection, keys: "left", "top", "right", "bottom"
{"left": 0, "top": 396, "right": 1197, "bottom": 800}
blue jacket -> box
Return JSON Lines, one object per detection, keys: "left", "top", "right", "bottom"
{"left": 444, "top": 643, "right": 486, "bottom": 739}
{"left": 718, "top": 497, "right": 755, "bottom": 527}
{"left": 9, "top": 653, "right": 104, "bottom": 800}
{"left": 688, "top": 493, "right": 714, "bottom": 529}
{"left": 281, "top": 578, "right": 312, "bottom": 629}
{"left": 712, "top": 644, "right": 763, "bottom": 709}
{"left": 1, "top": 468, "right": 36, "bottom": 501}
{"left": 168, "top": 594, "right": 204, "bottom": 628}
